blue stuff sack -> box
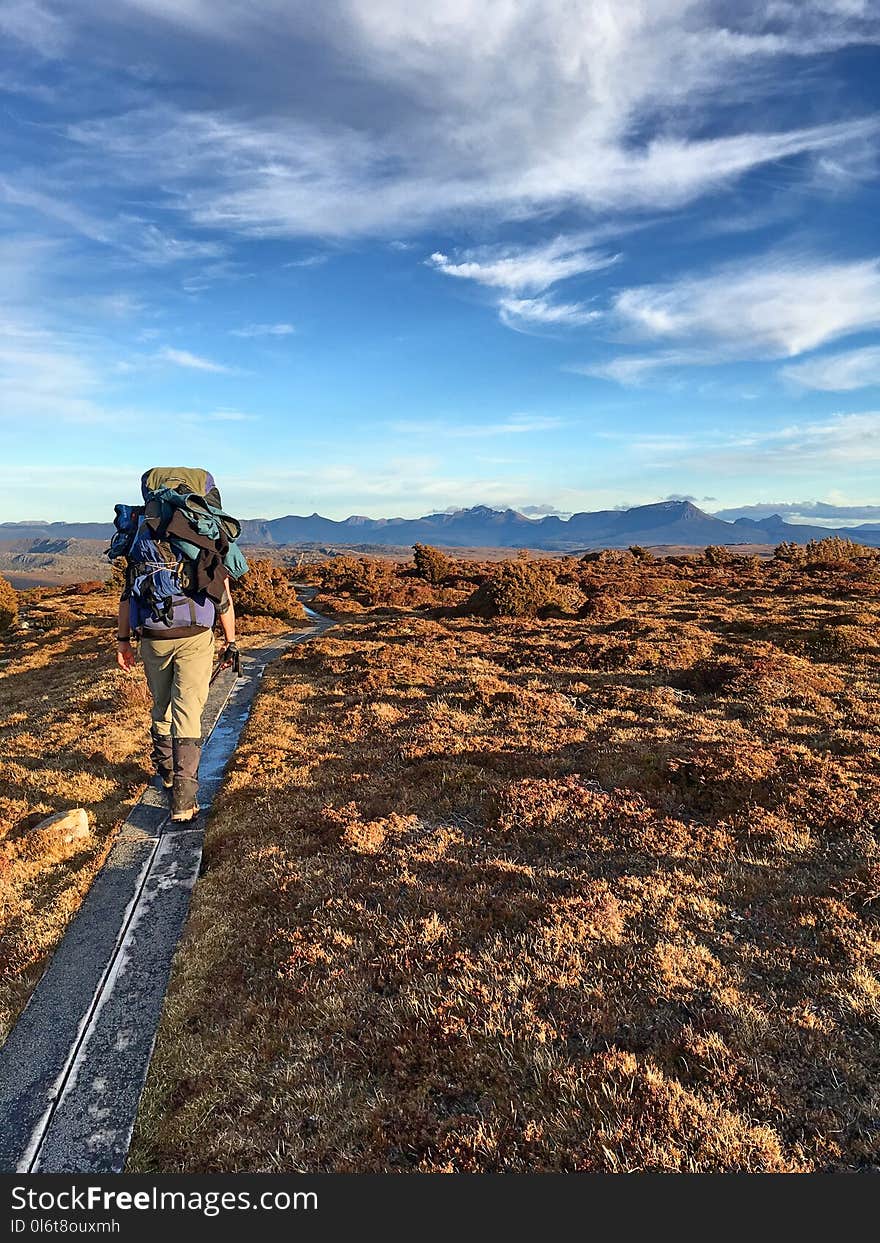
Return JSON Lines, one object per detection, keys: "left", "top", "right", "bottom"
{"left": 126, "top": 516, "right": 216, "bottom": 634}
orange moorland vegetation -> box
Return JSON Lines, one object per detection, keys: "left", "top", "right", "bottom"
{"left": 0, "top": 572, "right": 304, "bottom": 1042}
{"left": 0, "top": 582, "right": 152, "bottom": 1040}
{"left": 130, "top": 542, "right": 880, "bottom": 1172}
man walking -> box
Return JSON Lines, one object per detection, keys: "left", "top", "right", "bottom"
{"left": 114, "top": 467, "right": 241, "bottom": 822}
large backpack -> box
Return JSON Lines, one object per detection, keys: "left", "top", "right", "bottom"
{"left": 109, "top": 470, "right": 220, "bottom": 636}
{"left": 125, "top": 517, "right": 217, "bottom": 634}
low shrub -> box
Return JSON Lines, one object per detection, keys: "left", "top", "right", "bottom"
{"left": 108, "top": 558, "right": 127, "bottom": 594}
{"left": 581, "top": 548, "right": 635, "bottom": 565}
{"left": 578, "top": 591, "right": 626, "bottom": 621}
{"left": 313, "top": 556, "right": 400, "bottom": 605}
{"left": 412, "top": 543, "right": 452, "bottom": 585}
{"left": 0, "top": 575, "right": 19, "bottom": 632}
{"left": 234, "top": 560, "right": 304, "bottom": 620}
{"left": 704, "top": 545, "right": 733, "bottom": 567}
{"left": 465, "top": 558, "right": 559, "bottom": 618}
{"left": 775, "top": 536, "right": 879, "bottom": 568}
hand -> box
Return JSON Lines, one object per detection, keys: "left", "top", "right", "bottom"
{"left": 219, "top": 640, "right": 240, "bottom": 674}
{"left": 116, "top": 640, "right": 136, "bottom": 671}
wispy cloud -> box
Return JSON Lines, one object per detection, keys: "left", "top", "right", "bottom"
{"left": 119, "top": 112, "right": 875, "bottom": 240}
{"left": 4, "top": 0, "right": 880, "bottom": 522}
{"left": 568, "top": 351, "right": 709, "bottom": 385}
{"left": 230, "top": 322, "right": 295, "bottom": 338}
{"left": 782, "top": 344, "right": 880, "bottom": 391}
{"left": 41, "top": 3, "right": 879, "bottom": 240}
{"left": 222, "top": 462, "right": 550, "bottom": 514}
{"left": 0, "top": 177, "right": 224, "bottom": 266}
{"left": 597, "top": 408, "right": 880, "bottom": 475}
{"left": 391, "top": 413, "right": 566, "bottom": 438}
{"left": 0, "top": 0, "right": 69, "bottom": 58}
{"left": 281, "top": 255, "right": 328, "bottom": 268}
{"left": 428, "top": 238, "right": 617, "bottom": 294}
{"left": 578, "top": 254, "right": 880, "bottom": 383}
{"left": 429, "top": 236, "right": 611, "bottom": 331}
{"left": 157, "top": 346, "right": 233, "bottom": 373}
{"left": 0, "top": 319, "right": 108, "bottom": 423}
{"left": 176, "top": 409, "right": 257, "bottom": 422}
{"left": 668, "top": 411, "right": 880, "bottom": 474}
{"left": 612, "top": 255, "right": 880, "bottom": 357}
{"left": 713, "top": 500, "right": 880, "bottom": 524}
{"left": 520, "top": 503, "right": 572, "bottom": 517}
{"left": 499, "top": 297, "right": 601, "bottom": 332}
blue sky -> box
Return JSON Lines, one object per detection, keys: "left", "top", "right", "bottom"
{"left": 2, "top": 1, "right": 880, "bottom": 523}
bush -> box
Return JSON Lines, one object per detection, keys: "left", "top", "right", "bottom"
{"left": 412, "top": 543, "right": 451, "bottom": 585}
{"left": 773, "top": 537, "right": 880, "bottom": 570}
{"left": 0, "top": 575, "right": 18, "bottom": 632}
{"left": 581, "top": 548, "right": 635, "bottom": 565}
{"left": 578, "top": 591, "right": 626, "bottom": 621}
{"left": 234, "top": 560, "right": 304, "bottom": 620}
{"left": 629, "top": 545, "right": 654, "bottom": 562}
{"left": 315, "top": 556, "right": 400, "bottom": 606}
{"left": 773, "top": 541, "right": 804, "bottom": 565}
{"left": 465, "top": 558, "right": 558, "bottom": 618}
{"left": 803, "top": 536, "right": 879, "bottom": 566}
{"left": 704, "top": 545, "right": 732, "bottom": 567}
{"left": 109, "top": 558, "right": 127, "bottom": 594}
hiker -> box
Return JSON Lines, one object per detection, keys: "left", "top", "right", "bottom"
{"left": 113, "top": 467, "right": 248, "bottom": 822}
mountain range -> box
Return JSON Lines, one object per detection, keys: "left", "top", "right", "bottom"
{"left": 2, "top": 500, "right": 880, "bottom": 551}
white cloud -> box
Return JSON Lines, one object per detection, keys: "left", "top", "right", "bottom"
{"left": 176, "top": 409, "right": 257, "bottom": 422}
{"left": 230, "top": 322, "right": 296, "bottom": 337}
{"left": 594, "top": 407, "right": 880, "bottom": 475}
{"left": 70, "top": 110, "right": 878, "bottom": 243}
{"left": 0, "top": 319, "right": 244, "bottom": 425}
{"left": 568, "top": 351, "right": 710, "bottom": 384}
{"left": 0, "top": 0, "right": 69, "bottom": 57}
{"left": 610, "top": 254, "right": 880, "bottom": 359}
{"left": 744, "top": 412, "right": 880, "bottom": 464}
{"left": 0, "top": 318, "right": 113, "bottom": 424}
{"left": 0, "top": 177, "right": 115, "bottom": 247}
{"left": 428, "top": 237, "right": 618, "bottom": 293}
{"left": 498, "top": 296, "right": 601, "bottom": 332}
{"left": 713, "top": 499, "right": 880, "bottom": 524}
{"left": 157, "top": 346, "right": 233, "bottom": 373}
{"left": 52, "top": 2, "right": 880, "bottom": 239}
{"left": 664, "top": 411, "right": 880, "bottom": 475}
{"left": 390, "top": 413, "right": 566, "bottom": 438}
{"left": 429, "top": 236, "right": 611, "bottom": 332}
{"left": 222, "top": 463, "right": 540, "bottom": 514}
{"left": 0, "top": 178, "right": 224, "bottom": 266}
{"left": 131, "top": 221, "right": 224, "bottom": 266}
{"left": 782, "top": 345, "right": 880, "bottom": 390}
{"left": 281, "top": 254, "right": 328, "bottom": 268}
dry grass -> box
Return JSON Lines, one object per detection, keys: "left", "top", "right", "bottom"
{"left": 0, "top": 585, "right": 152, "bottom": 1041}
{"left": 130, "top": 552, "right": 880, "bottom": 1172}
{"left": 0, "top": 582, "right": 303, "bottom": 1043}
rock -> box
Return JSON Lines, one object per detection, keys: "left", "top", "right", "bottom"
{"left": 34, "top": 809, "right": 91, "bottom": 843}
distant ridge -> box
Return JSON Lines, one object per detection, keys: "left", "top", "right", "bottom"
{"left": 3, "top": 500, "right": 880, "bottom": 551}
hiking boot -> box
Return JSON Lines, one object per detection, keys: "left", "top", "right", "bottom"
{"left": 171, "top": 736, "right": 201, "bottom": 821}
{"left": 150, "top": 726, "right": 174, "bottom": 790}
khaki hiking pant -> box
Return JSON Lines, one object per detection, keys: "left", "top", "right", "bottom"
{"left": 140, "top": 629, "right": 215, "bottom": 740}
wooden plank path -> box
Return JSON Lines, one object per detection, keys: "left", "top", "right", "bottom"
{"left": 0, "top": 606, "right": 333, "bottom": 1173}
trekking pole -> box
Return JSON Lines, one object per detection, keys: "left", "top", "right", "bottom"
{"left": 210, "top": 641, "right": 241, "bottom": 684}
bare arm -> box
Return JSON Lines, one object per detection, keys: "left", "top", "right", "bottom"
{"left": 116, "top": 598, "right": 136, "bottom": 669}
{"left": 218, "top": 582, "right": 236, "bottom": 647}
